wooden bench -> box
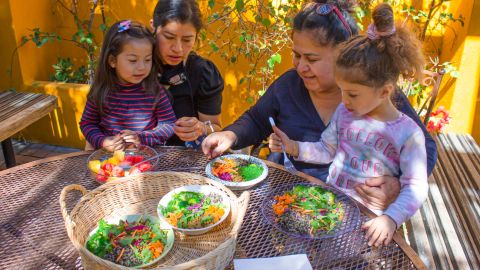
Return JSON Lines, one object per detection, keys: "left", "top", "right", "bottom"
{"left": 0, "top": 91, "right": 57, "bottom": 168}
{"left": 406, "top": 133, "right": 480, "bottom": 269}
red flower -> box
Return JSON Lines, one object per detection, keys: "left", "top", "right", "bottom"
{"left": 426, "top": 106, "right": 451, "bottom": 134}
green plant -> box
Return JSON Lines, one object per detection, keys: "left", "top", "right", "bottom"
{"left": 201, "top": 0, "right": 303, "bottom": 103}
{"left": 50, "top": 57, "right": 88, "bottom": 83}
{"left": 12, "top": 0, "right": 109, "bottom": 84}
{"left": 202, "top": 0, "right": 465, "bottom": 105}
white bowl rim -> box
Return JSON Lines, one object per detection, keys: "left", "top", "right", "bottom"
{"left": 157, "top": 185, "right": 231, "bottom": 233}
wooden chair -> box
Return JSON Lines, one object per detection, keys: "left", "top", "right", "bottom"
{"left": 406, "top": 133, "right": 480, "bottom": 269}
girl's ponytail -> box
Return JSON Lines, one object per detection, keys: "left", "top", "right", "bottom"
{"left": 370, "top": 3, "right": 424, "bottom": 81}
{"left": 336, "top": 3, "right": 424, "bottom": 87}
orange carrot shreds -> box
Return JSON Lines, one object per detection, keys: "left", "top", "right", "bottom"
{"left": 149, "top": 241, "right": 165, "bottom": 258}
{"left": 274, "top": 193, "right": 296, "bottom": 205}
{"left": 204, "top": 205, "right": 225, "bottom": 222}
{"left": 166, "top": 212, "right": 183, "bottom": 226}
{"left": 273, "top": 203, "right": 288, "bottom": 216}
{"left": 116, "top": 248, "right": 125, "bottom": 262}
{"left": 212, "top": 158, "right": 238, "bottom": 177}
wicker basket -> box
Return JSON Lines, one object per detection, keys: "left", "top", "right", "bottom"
{"left": 59, "top": 172, "right": 250, "bottom": 270}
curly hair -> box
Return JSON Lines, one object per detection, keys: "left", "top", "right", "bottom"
{"left": 336, "top": 3, "right": 424, "bottom": 87}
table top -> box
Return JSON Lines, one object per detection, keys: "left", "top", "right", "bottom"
{"left": 0, "top": 147, "right": 425, "bottom": 269}
{"left": 0, "top": 91, "right": 57, "bottom": 142}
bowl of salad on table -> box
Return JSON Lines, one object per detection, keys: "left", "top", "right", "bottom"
{"left": 261, "top": 184, "right": 360, "bottom": 239}
{"left": 205, "top": 154, "right": 268, "bottom": 190}
{"left": 85, "top": 214, "right": 174, "bottom": 268}
{"left": 157, "top": 185, "right": 231, "bottom": 235}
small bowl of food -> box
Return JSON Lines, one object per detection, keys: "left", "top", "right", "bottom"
{"left": 157, "top": 185, "right": 231, "bottom": 235}
{"left": 87, "top": 145, "right": 158, "bottom": 184}
{"left": 85, "top": 214, "right": 174, "bottom": 268}
{"left": 205, "top": 154, "right": 268, "bottom": 190}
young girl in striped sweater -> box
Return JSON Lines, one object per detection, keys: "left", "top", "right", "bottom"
{"left": 80, "top": 20, "right": 176, "bottom": 151}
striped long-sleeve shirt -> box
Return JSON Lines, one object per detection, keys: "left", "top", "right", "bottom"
{"left": 80, "top": 82, "right": 176, "bottom": 148}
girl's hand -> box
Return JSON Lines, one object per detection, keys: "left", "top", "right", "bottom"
{"left": 355, "top": 176, "right": 401, "bottom": 210}
{"left": 174, "top": 117, "right": 205, "bottom": 142}
{"left": 361, "top": 215, "right": 397, "bottom": 247}
{"left": 202, "top": 131, "right": 237, "bottom": 159}
{"left": 120, "top": 130, "right": 141, "bottom": 146}
{"left": 102, "top": 135, "right": 125, "bottom": 152}
{"left": 270, "top": 126, "right": 299, "bottom": 157}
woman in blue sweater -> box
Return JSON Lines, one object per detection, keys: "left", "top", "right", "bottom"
{"left": 202, "top": 0, "right": 437, "bottom": 210}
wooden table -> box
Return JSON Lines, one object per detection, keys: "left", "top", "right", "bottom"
{"left": 0, "top": 91, "right": 57, "bottom": 168}
{"left": 0, "top": 148, "right": 426, "bottom": 269}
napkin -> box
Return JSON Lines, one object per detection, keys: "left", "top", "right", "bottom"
{"left": 233, "top": 254, "right": 313, "bottom": 270}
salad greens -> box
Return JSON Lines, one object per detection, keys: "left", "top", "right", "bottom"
{"left": 160, "top": 191, "right": 225, "bottom": 229}
{"left": 211, "top": 157, "right": 263, "bottom": 182}
{"left": 86, "top": 217, "right": 168, "bottom": 267}
{"left": 273, "top": 185, "right": 344, "bottom": 235}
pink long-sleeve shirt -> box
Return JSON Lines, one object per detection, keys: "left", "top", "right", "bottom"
{"left": 296, "top": 104, "right": 428, "bottom": 226}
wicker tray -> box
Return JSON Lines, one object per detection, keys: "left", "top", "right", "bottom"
{"left": 59, "top": 172, "right": 250, "bottom": 270}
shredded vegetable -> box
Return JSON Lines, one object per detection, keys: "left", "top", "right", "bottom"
{"left": 211, "top": 157, "right": 263, "bottom": 182}
{"left": 272, "top": 185, "right": 344, "bottom": 235}
{"left": 86, "top": 217, "right": 168, "bottom": 267}
{"left": 160, "top": 191, "right": 225, "bottom": 229}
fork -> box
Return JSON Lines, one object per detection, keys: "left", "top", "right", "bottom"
{"left": 268, "top": 117, "right": 298, "bottom": 174}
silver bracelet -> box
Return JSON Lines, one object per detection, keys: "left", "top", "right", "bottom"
{"left": 203, "top": 120, "right": 215, "bottom": 136}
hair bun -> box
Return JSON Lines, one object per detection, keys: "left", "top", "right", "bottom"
{"left": 372, "top": 3, "right": 395, "bottom": 32}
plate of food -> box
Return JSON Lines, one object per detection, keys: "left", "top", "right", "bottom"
{"left": 205, "top": 154, "right": 268, "bottom": 190}
{"left": 157, "top": 185, "right": 231, "bottom": 235}
{"left": 261, "top": 184, "right": 360, "bottom": 239}
{"left": 87, "top": 145, "right": 159, "bottom": 184}
{"left": 85, "top": 214, "right": 174, "bottom": 268}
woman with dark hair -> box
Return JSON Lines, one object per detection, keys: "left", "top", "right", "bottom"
{"left": 150, "top": 0, "right": 224, "bottom": 146}
{"left": 202, "top": 0, "right": 438, "bottom": 210}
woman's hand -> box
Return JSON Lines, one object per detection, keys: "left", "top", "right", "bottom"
{"left": 354, "top": 176, "right": 401, "bottom": 210}
{"left": 102, "top": 135, "right": 125, "bottom": 152}
{"left": 202, "top": 131, "right": 237, "bottom": 159}
{"left": 270, "top": 126, "right": 299, "bottom": 157}
{"left": 120, "top": 130, "right": 141, "bottom": 146}
{"left": 362, "top": 215, "right": 397, "bottom": 247}
{"left": 173, "top": 117, "right": 205, "bottom": 142}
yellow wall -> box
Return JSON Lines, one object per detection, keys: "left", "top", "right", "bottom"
{"left": 433, "top": 0, "right": 480, "bottom": 143}
{"left": 2, "top": 0, "right": 480, "bottom": 146}
{"left": 22, "top": 82, "right": 90, "bottom": 149}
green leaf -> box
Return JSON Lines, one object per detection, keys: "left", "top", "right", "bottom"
{"left": 267, "top": 53, "right": 282, "bottom": 69}
{"left": 235, "top": 0, "right": 244, "bottom": 12}
{"left": 99, "top": 24, "right": 108, "bottom": 32}
{"left": 230, "top": 56, "right": 237, "bottom": 63}
{"left": 208, "top": 0, "right": 215, "bottom": 9}
{"left": 261, "top": 18, "right": 271, "bottom": 27}
{"left": 210, "top": 42, "right": 219, "bottom": 52}
{"left": 246, "top": 97, "right": 254, "bottom": 104}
